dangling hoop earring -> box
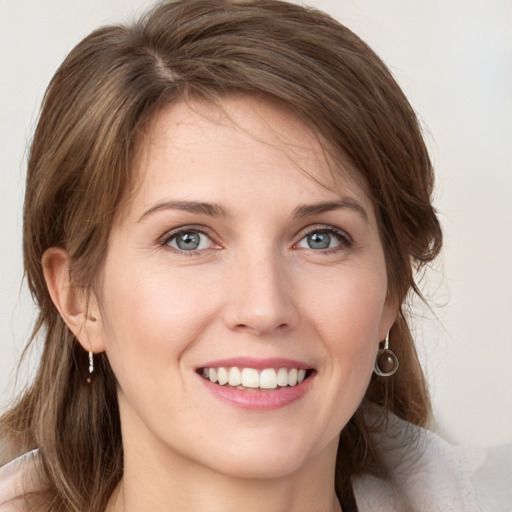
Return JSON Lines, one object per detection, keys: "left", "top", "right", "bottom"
{"left": 374, "top": 331, "right": 399, "bottom": 377}
{"left": 86, "top": 351, "right": 94, "bottom": 384}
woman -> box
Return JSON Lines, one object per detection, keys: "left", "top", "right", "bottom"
{"left": 0, "top": 0, "right": 482, "bottom": 510}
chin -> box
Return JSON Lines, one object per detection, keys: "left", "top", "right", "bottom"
{"left": 195, "top": 429, "right": 335, "bottom": 481}
{"left": 212, "top": 450, "right": 309, "bottom": 481}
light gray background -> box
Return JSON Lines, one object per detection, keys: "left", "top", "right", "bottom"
{"left": 1, "top": 0, "right": 511, "bottom": 449}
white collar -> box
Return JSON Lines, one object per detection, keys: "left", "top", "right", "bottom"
{"left": 353, "top": 410, "right": 483, "bottom": 511}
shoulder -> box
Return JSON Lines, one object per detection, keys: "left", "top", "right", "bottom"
{"left": 0, "top": 450, "right": 42, "bottom": 511}
{"left": 353, "top": 408, "right": 483, "bottom": 512}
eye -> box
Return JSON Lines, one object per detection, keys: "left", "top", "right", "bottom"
{"left": 165, "top": 229, "right": 213, "bottom": 252}
{"left": 296, "top": 228, "right": 350, "bottom": 251}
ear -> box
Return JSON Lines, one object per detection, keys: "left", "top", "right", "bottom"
{"left": 378, "top": 294, "right": 399, "bottom": 343}
{"left": 42, "top": 247, "right": 105, "bottom": 354}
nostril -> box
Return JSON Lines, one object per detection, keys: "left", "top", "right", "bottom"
{"left": 232, "top": 322, "right": 290, "bottom": 335}
{"left": 233, "top": 323, "right": 252, "bottom": 332}
{"left": 223, "top": 278, "right": 299, "bottom": 335}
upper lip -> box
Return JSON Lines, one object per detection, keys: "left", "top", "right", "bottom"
{"left": 197, "top": 357, "right": 313, "bottom": 370}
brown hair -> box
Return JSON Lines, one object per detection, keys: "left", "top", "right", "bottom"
{"left": 0, "top": 0, "right": 442, "bottom": 510}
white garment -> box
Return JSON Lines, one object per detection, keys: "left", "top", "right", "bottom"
{"left": 0, "top": 450, "right": 41, "bottom": 511}
{"left": 0, "top": 425, "right": 492, "bottom": 511}
{"left": 353, "top": 412, "right": 484, "bottom": 511}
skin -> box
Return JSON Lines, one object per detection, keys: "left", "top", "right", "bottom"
{"left": 44, "top": 96, "right": 396, "bottom": 512}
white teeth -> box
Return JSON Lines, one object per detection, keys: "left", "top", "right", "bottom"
{"left": 277, "top": 368, "right": 289, "bottom": 387}
{"left": 241, "top": 368, "right": 259, "bottom": 388}
{"left": 228, "top": 367, "right": 242, "bottom": 386}
{"left": 217, "top": 367, "right": 228, "bottom": 385}
{"left": 201, "top": 366, "right": 309, "bottom": 389}
{"left": 260, "top": 369, "right": 277, "bottom": 389}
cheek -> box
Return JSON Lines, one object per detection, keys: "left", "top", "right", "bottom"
{"left": 97, "top": 265, "right": 216, "bottom": 382}
{"left": 299, "top": 264, "right": 387, "bottom": 391}
{"left": 301, "top": 266, "right": 388, "bottom": 340}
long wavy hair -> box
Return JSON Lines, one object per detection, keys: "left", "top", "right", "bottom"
{"left": 0, "top": 1, "right": 442, "bottom": 510}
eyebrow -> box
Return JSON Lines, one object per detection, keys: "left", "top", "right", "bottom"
{"left": 292, "top": 199, "right": 369, "bottom": 223}
{"left": 138, "top": 200, "right": 228, "bottom": 222}
{"left": 137, "top": 198, "right": 369, "bottom": 223}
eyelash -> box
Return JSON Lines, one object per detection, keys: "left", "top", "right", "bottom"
{"left": 158, "top": 224, "right": 353, "bottom": 255}
{"left": 293, "top": 225, "right": 353, "bottom": 254}
{"left": 159, "top": 226, "right": 217, "bottom": 255}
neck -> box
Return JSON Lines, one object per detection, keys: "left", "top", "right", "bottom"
{"left": 108, "top": 393, "right": 344, "bottom": 512}
{"left": 108, "top": 474, "right": 342, "bottom": 512}
{"left": 106, "top": 438, "right": 342, "bottom": 512}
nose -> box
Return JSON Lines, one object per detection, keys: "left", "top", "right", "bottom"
{"left": 222, "top": 250, "right": 299, "bottom": 336}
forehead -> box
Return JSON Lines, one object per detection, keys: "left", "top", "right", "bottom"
{"left": 129, "top": 95, "right": 373, "bottom": 216}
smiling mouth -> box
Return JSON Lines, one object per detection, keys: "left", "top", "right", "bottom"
{"left": 198, "top": 366, "right": 315, "bottom": 391}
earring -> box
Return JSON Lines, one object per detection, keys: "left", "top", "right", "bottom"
{"left": 374, "top": 331, "right": 399, "bottom": 377}
{"left": 86, "top": 351, "right": 94, "bottom": 384}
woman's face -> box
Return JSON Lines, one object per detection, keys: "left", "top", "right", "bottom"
{"left": 93, "top": 96, "right": 395, "bottom": 479}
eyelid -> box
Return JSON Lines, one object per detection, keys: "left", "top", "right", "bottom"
{"left": 158, "top": 223, "right": 352, "bottom": 254}
{"left": 158, "top": 225, "right": 221, "bottom": 252}
{"left": 293, "top": 224, "right": 353, "bottom": 249}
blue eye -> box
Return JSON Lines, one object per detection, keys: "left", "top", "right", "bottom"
{"left": 166, "top": 230, "right": 212, "bottom": 251}
{"left": 296, "top": 229, "right": 348, "bottom": 251}
{"left": 306, "top": 232, "right": 331, "bottom": 250}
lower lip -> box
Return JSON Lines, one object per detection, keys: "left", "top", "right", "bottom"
{"left": 199, "top": 374, "right": 314, "bottom": 411}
